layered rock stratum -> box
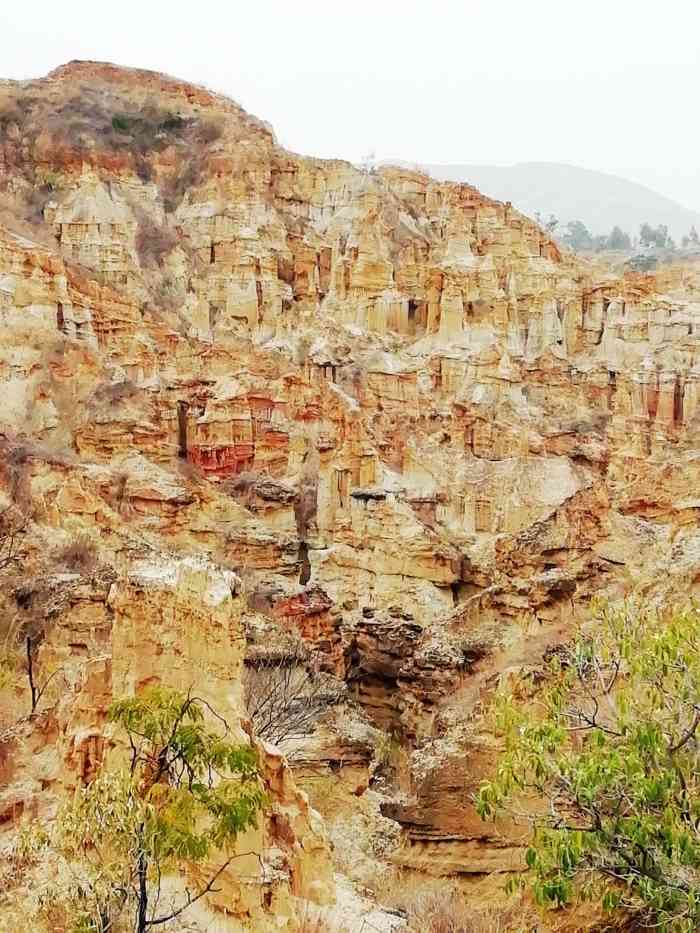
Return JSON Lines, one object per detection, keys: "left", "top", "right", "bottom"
{"left": 0, "top": 60, "right": 699, "bottom": 930}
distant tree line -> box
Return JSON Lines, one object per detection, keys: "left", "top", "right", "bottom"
{"left": 540, "top": 216, "right": 700, "bottom": 254}
{"left": 681, "top": 225, "right": 700, "bottom": 249}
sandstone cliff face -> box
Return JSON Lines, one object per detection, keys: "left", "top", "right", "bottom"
{"left": 1, "top": 60, "right": 700, "bottom": 926}
{"left": 0, "top": 558, "right": 333, "bottom": 931}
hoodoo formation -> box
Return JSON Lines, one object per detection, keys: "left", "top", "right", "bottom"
{"left": 1, "top": 61, "right": 699, "bottom": 930}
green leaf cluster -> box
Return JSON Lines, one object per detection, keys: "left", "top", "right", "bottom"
{"left": 477, "top": 602, "right": 700, "bottom": 932}
{"left": 13, "top": 686, "right": 266, "bottom": 932}
{"left": 108, "top": 687, "right": 265, "bottom": 863}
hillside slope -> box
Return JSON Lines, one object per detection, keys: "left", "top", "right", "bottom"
{"left": 417, "top": 161, "right": 700, "bottom": 239}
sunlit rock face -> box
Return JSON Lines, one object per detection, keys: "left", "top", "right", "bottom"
{"left": 1, "top": 60, "right": 700, "bottom": 916}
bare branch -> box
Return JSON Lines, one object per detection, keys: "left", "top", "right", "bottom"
{"left": 146, "top": 852, "right": 261, "bottom": 927}
{"left": 244, "top": 647, "right": 345, "bottom": 751}
{"left": 669, "top": 708, "right": 700, "bottom": 754}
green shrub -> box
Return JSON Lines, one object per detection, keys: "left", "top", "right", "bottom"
{"left": 111, "top": 113, "right": 131, "bottom": 133}
{"left": 13, "top": 687, "right": 266, "bottom": 933}
{"left": 478, "top": 601, "right": 700, "bottom": 932}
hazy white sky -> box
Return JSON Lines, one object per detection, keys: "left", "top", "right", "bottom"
{"left": 2, "top": 0, "right": 699, "bottom": 208}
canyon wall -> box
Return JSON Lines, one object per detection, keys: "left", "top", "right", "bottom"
{"left": 1, "top": 60, "right": 700, "bottom": 927}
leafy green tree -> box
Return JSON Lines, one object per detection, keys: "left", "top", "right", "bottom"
{"left": 640, "top": 223, "right": 670, "bottom": 249}
{"left": 656, "top": 224, "right": 669, "bottom": 248}
{"left": 14, "top": 687, "right": 266, "bottom": 933}
{"left": 640, "top": 223, "right": 653, "bottom": 247}
{"left": 561, "top": 220, "right": 593, "bottom": 252}
{"left": 477, "top": 602, "right": 700, "bottom": 932}
{"left": 684, "top": 226, "right": 699, "bottom": 250}
{"left": 607, "top": 226, "right": 632, "bottom": 251}
{"left": 640, "top": 222, "right": 655, "bottom": 247}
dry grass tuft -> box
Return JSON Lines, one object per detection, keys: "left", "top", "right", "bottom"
{"left": 53, "top": 535, "right": 97, "bottom": 573}
{"left": 297, "top": 903, "right": 350, "bottom": 932}
{"left": 134, "top": 210, "right": 177, "bottom": 268}
{"left": 378, "top": 874, "right": 529, "bottom": 933}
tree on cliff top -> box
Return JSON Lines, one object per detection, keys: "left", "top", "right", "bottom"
{"left": 640, "top": 222, "right": 671, "bottom": 249}
{"left": 682, "top": 226, "right": 699, "bottom": 250}
{"left": 607, "top": 225, "right": 632, "bottom": 251}
{"left": 477, "top": 602, "right": 700, "bottom": 933}
{"left": 10, "top": 687, "right": 266, "bottom": 933}
{"left": 561, "top": 219, "right": 593, "bottom": 252}
{"left": 535, "top": 211, "right": 559, "bottom": 235}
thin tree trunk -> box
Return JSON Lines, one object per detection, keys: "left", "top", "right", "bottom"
{"left": 26, "top": 637, "right": 38, "bottom": 713}
{"left": 137, "top": 849, "right": 148, "bottom": 933}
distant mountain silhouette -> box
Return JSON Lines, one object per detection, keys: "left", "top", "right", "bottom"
{"left": 404, "top": 162, "right": 700, "bottom": 241}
